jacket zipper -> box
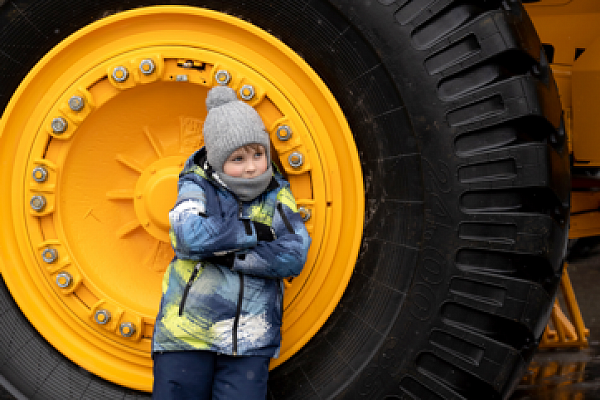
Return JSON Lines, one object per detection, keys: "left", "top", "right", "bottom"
{"left": 237, "top": 199, "right": 253, "bottom": 235}
{"left": 178, "top": 264, "right": 244, "bottom": 356}
{"left": 232, "top": 198, "right": 245, "bottom": 356}
{"left": 178, "top": 263, "right": 202, "bottom": 316}
{"left": 232, "top": 272, "right": 244, "bottom": 356}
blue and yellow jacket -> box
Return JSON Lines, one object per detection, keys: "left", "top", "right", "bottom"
{"left": 152, "top": 148, "right": 311, "bottom": 358}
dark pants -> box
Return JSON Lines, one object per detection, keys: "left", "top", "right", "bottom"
{"left": 152, "top": 351, "right": 270, "bottom": 400}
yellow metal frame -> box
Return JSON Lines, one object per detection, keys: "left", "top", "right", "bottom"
{"left": 527, "top": 1, "right": 600, "bottom": 165}
{"left": 0, "top": 6, "right": 364, "bottom": 391}
{"left": 569, "top": 191, "right": 600, "bottom": 239}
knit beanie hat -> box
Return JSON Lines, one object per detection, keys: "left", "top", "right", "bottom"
{"left": 203, "top": 86, "right": 273, "bottom": 201}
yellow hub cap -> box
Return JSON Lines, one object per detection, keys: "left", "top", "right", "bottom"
{"left": 0, "top": 6, "right": 363, "bottom": 391}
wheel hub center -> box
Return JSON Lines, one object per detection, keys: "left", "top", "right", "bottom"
{"left": 134, "top": 156, "right": 185, "bottom": 241}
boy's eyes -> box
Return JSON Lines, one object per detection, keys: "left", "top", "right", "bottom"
{"left": 228, "top": 149, "right": 265, "bottom": 163}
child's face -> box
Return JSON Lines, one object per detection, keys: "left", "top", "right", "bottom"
{"left": 223, "top": 144, "right": 268, "bottom": 179}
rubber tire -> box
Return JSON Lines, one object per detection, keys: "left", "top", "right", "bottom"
{"left": 0, "top": 1, "right": 570, "bottom": 399}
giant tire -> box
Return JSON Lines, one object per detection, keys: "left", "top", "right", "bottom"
{"left": 0, "top": 1, "right": 570, "bottom": 399}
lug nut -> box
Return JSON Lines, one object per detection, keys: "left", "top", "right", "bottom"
{"left": 239, "top": 85, "right": 255, "bottom": 100}
{"left": 42, "top": 248, "right": 58, "bottom": 263}
{"left": 95, "top": 309, "right": 111, "bottom": 325}
{"left": 299, "top": 207, "right": 311, "bottom": 222}
{"left": 277, "top": 125, "right": 292, "bottom": 141}
{"left": 56, "top": 272, "right": 72, "bottom": 288}
{"left": 30, "top": 195, "right": 47, "bottom": 211}
{"left": 51, "top": 117, "right": 68, "bottom": 134}
{"left": 68, "top": 96, "right": 84, "bottom": 112}
{"left": 32, "top": 166, "right": 48, "bottom": 183}
{"left": 119, "top": 322, "right": 136, "bottom": 337}
{"left": 139, "top": 59, "right": 155, "bottom": 75}
{"left": 112, "top": 66, "right": 129, "bottom": 83}
{"left": 288, "top": 152, "right": 304, "bottom": 168}
{"left": 215, "top": 70, "right": 231, "bottom": 85}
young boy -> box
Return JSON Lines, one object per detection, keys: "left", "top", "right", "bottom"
{"left": 152, "top": 85, "right": 311, "bottom": 399}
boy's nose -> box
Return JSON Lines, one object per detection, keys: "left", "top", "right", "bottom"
{"left": 246, "top": 162, "right": 257, "bottom": 172}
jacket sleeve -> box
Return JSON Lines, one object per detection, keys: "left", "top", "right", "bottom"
{"left": 230, "top": 188, "right": 311, "bottom": 279}
{"left": 169, "top": 175, "right": 258, "bottom": 260}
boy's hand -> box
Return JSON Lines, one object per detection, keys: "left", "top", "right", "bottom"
{"left": 253, "top": 222, "right": 275, "bottom": 242}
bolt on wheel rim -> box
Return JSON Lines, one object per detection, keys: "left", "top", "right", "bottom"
{"left": 0, "top": 7, "right": 363, "bottom": 391}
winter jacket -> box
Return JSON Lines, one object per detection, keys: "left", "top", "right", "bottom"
{"left": 152, "top": 148, "right": 311, "bottom": 358}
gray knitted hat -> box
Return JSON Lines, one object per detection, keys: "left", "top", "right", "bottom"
{"left": 203, "top": 86, "right": 271, "bottom": 173}
{"left": 202, "top": 86, "right": 273, "bottom": 201}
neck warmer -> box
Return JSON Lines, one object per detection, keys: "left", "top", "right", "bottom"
{"left": 217, "top": 165, "right": 273, "bottom": 201}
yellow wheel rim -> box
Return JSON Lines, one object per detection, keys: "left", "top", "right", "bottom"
{"left": 0, "top": 6, "right": 364, "bottom": 391}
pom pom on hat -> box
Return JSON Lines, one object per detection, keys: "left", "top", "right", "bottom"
{"left": 205, "top": 85, "right": 239, "bottom": 111}
{"left": 202, "top": 86, "right": 271, "bottom": 174}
